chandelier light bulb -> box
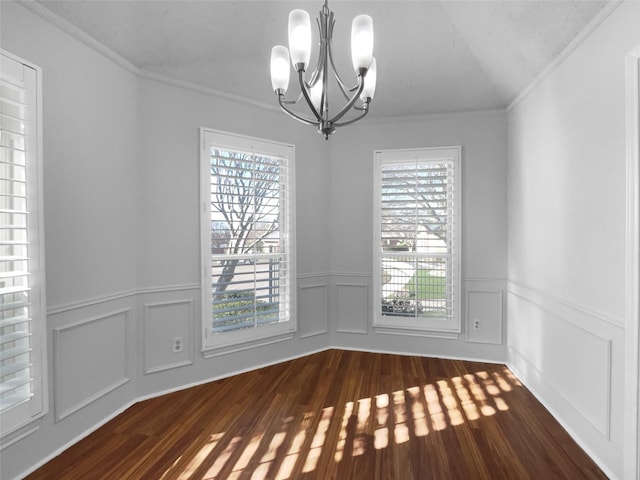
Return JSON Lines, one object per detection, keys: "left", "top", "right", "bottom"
{"left": 270, "top": 46, "right": 291, "bottom": 92}
{"left": 361, "top": 57, "right": 377, "bottom": 101}
{"left": 351, "top": 15, "right": 373, "bottom": 72}
{"left": 288, "top": 10, "right": 312, "bottom": 70}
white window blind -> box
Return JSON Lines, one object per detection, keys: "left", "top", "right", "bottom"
{"left": 201, "top": 129, "right": 295, "bottom": 351}
{"left": 0, "top": 51, "right": 46, "bottom": 435}
{"left": 374, "top": 147, "right": 460, "bottom": 334}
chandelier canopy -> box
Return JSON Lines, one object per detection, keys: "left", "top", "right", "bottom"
{"left": 270, "top": 0, "right": 377, "bottom": 139}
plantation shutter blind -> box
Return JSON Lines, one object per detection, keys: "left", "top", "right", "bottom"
{"left": 201, "top": 129, "right": 295, "bottom": 351}
{"left": 208, "top": 149, "right": 292, "bottom": 332}
{"left": 0, "top": 52, "right": 45, "bottom": 432}
{"left": 374, "top": 147, "right": 460, "bottom": 333}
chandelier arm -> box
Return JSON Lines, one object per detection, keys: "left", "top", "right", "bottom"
{"left": 334, "top": 102, "right": 370, "bottom": 127}
{"left": 277, "top": 94, "right": 318, "bottom": 126}
{"left": 307, "top": 17, "right": 326, "bottom": 87}
{"left": 279, "top": 91, "right": 305, "bottom": 105}
{"left": 325, "top": 32, "right": 353, "bottom": 101}
{"left": 327, "top": 75, "right": 366, "bottom": 124}
{"left": 297, "top": 69, "right": 323, "bottom": 122}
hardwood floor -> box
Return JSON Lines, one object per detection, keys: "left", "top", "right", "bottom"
{"left": 25, "top": 350, "right": 607, "bottom": 479}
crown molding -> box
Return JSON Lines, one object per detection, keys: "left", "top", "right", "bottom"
{"left": 17, "top": 0, "right": 140, "bottom": 76}
{"left": 16, "top": 0, "right": 280, "bottom": 114}
{"left": 507, "top": 0, "right": 624, "bottom": 112}
{"left": 360, "top": 107, "right": 507, "bottom": 126}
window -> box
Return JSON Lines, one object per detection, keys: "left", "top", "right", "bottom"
{"left": 200, "top": 129, "right": 295, "bottom": 351}
{"left": 1, "top": 51, "right": 47, "bottom": 435}
{"left": 373, "top": 147, "right": 461, "bottom": 334}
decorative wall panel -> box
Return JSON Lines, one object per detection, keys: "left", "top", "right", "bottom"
{"left": 466, "top": 289, "right": 503, "bottom": 344}
{"left": 143, "top": 299, "right": 195, "bottom": 374}
{"left": 336, "top": 283, "right": 368, "bottom": 334}
{"left": 54, "top": 309, "right": 131, "bottom": 421}
{"left": 298, "top": 283, "right": 329, "bottom": 338}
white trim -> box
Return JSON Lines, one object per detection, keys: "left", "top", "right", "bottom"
{"left": 199, "top": 128, "right": 297, "bottom": 353}
{"left": 465, "top": 289, "right": 504, "bottom": 345}
{"left": 507, "top": 280, "right": 624, "bottom": 329}
{"left": 0, "top": 426, "right": 39, "bottom": 452}
{"left": 507, "top": 0, "right": 624, "bottom": 112}
{"left": 507, "top": 310, "right": 613, "bottom": 439}
{"left": 372, "top": 325, "right": 460, "bottom": 339}
{"left": 333, "top": 345, "right": 503, "bottom": 365}
{"left": 508, "top": 351, "right": 617, "bottom": 480}
{"left": 298, "top": 283, "right": 329, "bottom": 339}
{"left": 12, "top": 346, "right": 332, "bottom": 480}
{"left": 143, "top": 299, "right": 195, "bottom": 375}
{"left": 372, "top": 146, "right": 462, "bottom": 333}
{"left": 356, "top": 108, "right": 506, "bottom": 126}
{"left": 335, "top": 282, "right": 369, "bottom": 334}
{"left": 16, "top": 0, "right": 139, "bottom": 76}
{"left": 0, "top": 49, "right": 48, "bottom": 438}
{"left": 16, "top": 1, "right": 508, "bottom": 122}
{"left": 330, "top": 272, "right": 373, "bottom": 279}
{"left": 52, "top": 309, "right": 132, "bottom": 422}
{"left": 14, "top": 1, "right": 509, "bottom": 123}
{"left": 47, "top": 284, "right": 200, "bottom": 315}
{"left": 201, "top": 332, "right": 295, "bottom": 358}
{"left": 624, "top": 46, "right": 640, "bottom": 480}
{"left": 297, "top": 272, "right": 332, "bottom": 279}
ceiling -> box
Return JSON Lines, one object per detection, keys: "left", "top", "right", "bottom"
{"left": 34, "top": 0, "right": 610, "bottom": 118}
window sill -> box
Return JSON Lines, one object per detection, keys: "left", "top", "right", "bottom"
{"left": 202, "top": 329, "right": 295, "bottom": 358}
{"left": 373, "top": 324, "right": 460, "bottom": 339}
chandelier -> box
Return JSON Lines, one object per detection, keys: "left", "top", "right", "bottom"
{"left": 270, "top": 0, "right": 377, "bottom": 139}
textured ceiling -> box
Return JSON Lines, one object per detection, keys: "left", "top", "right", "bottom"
{"left": 34, "top": 0, "right": 610, "bottom": 118}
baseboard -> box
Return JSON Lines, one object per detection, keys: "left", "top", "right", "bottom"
{"left": 507, "top": 355, "right": 618, "bottom": 480}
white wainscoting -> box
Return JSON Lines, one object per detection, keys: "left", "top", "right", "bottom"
{"left": 334, "top": 275, "right": 370, "bottom": 334}
{"left": 143, "top": 299, "right": 195, "bottom": 374}
{"left": 464, "top": 278, "right": 506, "bottom": 345}
{"left": 507, "top": 281, "right": 624, "bottom": 477}
{"left": 48, "top": 285, "right": 200, "bottom": 423}
{"left": 297, "top": 277, "right": 329, "bottom": 339}
{"left": 53, "top": 309, "right": 132, "bottom": 422}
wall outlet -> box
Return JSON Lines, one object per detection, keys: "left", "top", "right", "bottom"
{"left": 473, "top": 319, "right": 480, "bottom": 330}
{"left": 172, "top": 336, "right": 183, "bottom": 353}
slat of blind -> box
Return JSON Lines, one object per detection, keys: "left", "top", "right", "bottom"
{"left": 0, "top": 300, "right": 29, "bottom": 313}
{"left": 0, "top": 391, "right": 32, "bottom": 410}
{"left": 0, "top": 359, "right": 30, "bottom": 379}
{"left": 0, "top": 270, "right": 28, "bottom": 279}
{"left": 0, "top": 344, "right": 29, "bottom": 362}
{"left": 0, "top": 375, "right": 31, "bottom": 396}
{"left": 0, "top": 315, "right": 29, "bottom": 329}
{"left": 0, "top": 330, "right": 30, "bottom": 346}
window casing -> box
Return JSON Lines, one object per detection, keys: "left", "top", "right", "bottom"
{"left": 373, "top": 147, "right": 461, "bottom": 334}
{"left": 200, "top": 129, "right": 295, "bottom": 351}
{"left": 1, "top": 51, "right": 47, "bottom": 435}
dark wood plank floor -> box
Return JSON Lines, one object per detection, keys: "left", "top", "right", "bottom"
{"left": 25, "top": 350, "right": 607, "bottom": 479}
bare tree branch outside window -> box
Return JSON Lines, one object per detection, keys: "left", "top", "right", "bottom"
{"left": 209, "top": 149, "right": 283, "bottom": 330}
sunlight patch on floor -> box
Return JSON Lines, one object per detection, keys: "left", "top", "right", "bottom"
{"left": 168, "top": 367, "right": 516, "bottom": 479}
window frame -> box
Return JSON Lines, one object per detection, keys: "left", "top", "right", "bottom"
{"left": 200, "top": 128, "right": 296, "bottom": 353}
{"left": 0, "top": 50, "right": 47, "bottom": 437}
{"left": 373, "top": 146, "right": 461, "bottom": 336}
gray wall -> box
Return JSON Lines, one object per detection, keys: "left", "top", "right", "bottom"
{"left": 1, "top": 3, "right": 330, "bottom": 479}
{"left": 2, "top": 0, "right": 636, "bottom": 479}
{"left": 507, "top": 2, "right": 639, "bottom": 478}
{"left": 326, "top": 112, "right": 508, "bottom": 358}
